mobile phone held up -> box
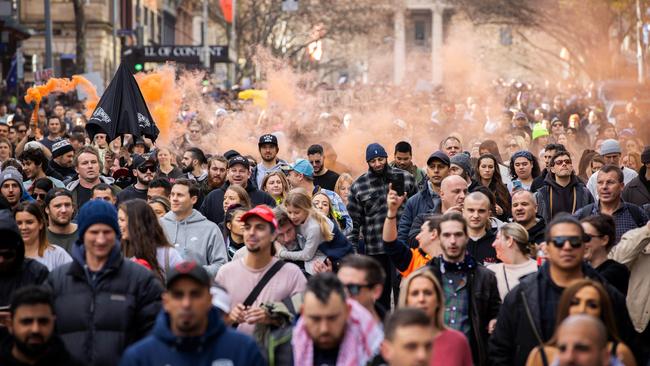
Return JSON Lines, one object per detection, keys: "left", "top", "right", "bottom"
{"left": 389, "top": 173, "right": 405, "bottom": 196}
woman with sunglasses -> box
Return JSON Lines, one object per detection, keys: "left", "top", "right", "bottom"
{"left": 29, "top": 177, "right": 54, "bottom": 207}
{"left": 398, "top": 269, "right": 473, "bottom": 366}
{"left": 525, "top": 279, "right": 636, "bottom": 366}
{"left": 581, "top": 215, "right": 630, "bottom": 295}
{"left": 14, "top": 202, "right": 71, "bottom": 271}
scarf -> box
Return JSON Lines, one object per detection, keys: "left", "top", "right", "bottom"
{"left": 439, "top": 255, "right": 477, "bottom": 274}
{"left": 292, "top": 299, "right": 383, "bottom": 366}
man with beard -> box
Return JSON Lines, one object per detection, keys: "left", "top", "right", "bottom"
{"left": 181, "top": 147, "right": 208, "bottom": 184}
{"left": 0, "top": 286, "right": 81, "bottom": 366}
{"left": 48, "top": 140, "right": 77, "bottom": 182}
{"left": 45, "top": 189, "right": 78, "bottom": 254}
{"left": 203, "top": 155, "right": 228, "bottom": 194}
{"left": 535, "top": 151, "right": 593, "bottom": 223}
{"left": 118, "top": 262, "right": 265, "bottom": 365}
{"left": 252, "top": 134, "right": 286, "bottom": 188}
{"left": 215, "top": 205, "right": 306, "bottom": 336}
{"left": 390, "top": 141, "right": 427, "bottom": 192}
{"left": 308, "top": 144, "right": 340, "bottom": 191}
{"left": 116, "top": 155, "right": 157, "bottom": 204}
{"left": 397, "top": 151, "right": 448, "bottom": 245}
{"left": 425, "top": 212, "right": 501, "bottom": 366}
{"left": 511, "top": 190, "right": 546, "bottom": 246}
{"left": 347, "top": 143, "right": 417, "bottom": 309}
{"left": 200, "top": 155, "right": 276, "bottom": 226}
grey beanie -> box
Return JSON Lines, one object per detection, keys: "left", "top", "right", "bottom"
{"left": 0, "top": 167, "right": 24, "bottom": 196}
{"left": 450, "top": 153, "right": 473, "bottom": 176}
{"left": 599, "top": 139, "right": 622, "bottom": 156}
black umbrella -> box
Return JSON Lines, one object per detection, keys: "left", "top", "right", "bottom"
{"left": 86, "top": 63, "right": 159, "bottom": 143}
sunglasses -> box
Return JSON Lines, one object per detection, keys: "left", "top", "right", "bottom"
{"left": 137, "top": 165, "right": 157, "bottom": 173}
{"left": 554, "top": 158, "right": 572, "bottom": 166}
{"left": 344, "top": 283, "right": 375, "bottom": 296}
{"left": 549, "top": 236, "right": 584, "bottom": 249}
{"left": 18, "top": 129, "right": 27, "bottom": 133}
{"left": 32, "top": 193, "right": 47, "bottom": 200}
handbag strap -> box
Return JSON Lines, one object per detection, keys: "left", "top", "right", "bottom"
{"left": 243, "top": 260, "right": 286, "bottom": 307}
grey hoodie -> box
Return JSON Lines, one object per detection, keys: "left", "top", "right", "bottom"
{"left": 159, "top": 209, "right": 226, "bottom": 277}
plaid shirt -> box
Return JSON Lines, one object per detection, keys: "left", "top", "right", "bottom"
{"left": 347, "top": 166, "right": 417, "bottom": 255}
{"left": 442, "top": 271, "right": 471, "bottom": 336}
{"left": 575, "top": 201, "right": 648, "bottom": 243}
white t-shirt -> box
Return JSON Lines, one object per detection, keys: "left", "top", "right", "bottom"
{"left": 31, "top": 245, "right": 72, "bottom": 271}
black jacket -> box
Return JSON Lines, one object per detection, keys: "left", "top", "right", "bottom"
{"left": 48, "top": 160, "right": 77, "bottom": 181}
{"left": 488, "top": 262, "right": 635, "bottom": 366}
{"left": 48, "top": 243, "right": 163, "bottom": 366}
{"left": 426, "top": 257, "right": 501, "bottom": 366}
{"left": 397, "top": 184, "right": 441, "bottom": 245}
{"left": 200, "top": 179, "right": 276, "bottom": 225}
{"left": 622, "top": 166, "right": 650, "bottom": 207}
{"left": 535, "top": 173, "right": 594, "bottom": 223}
{"left": 0, "top": 330, "right": 82, "bottom": 366}
{"left": 526, "top": 217, "right": 546, "bottom": 245}
{"left": 0, "top": 210, "right": 49, "bottom": 307}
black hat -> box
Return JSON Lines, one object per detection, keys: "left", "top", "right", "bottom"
{"left": 51, "top": 139, "right": 74, "bottom": 159}
{"left": 258, "top": 134, "right": 278, "bottom": 146}
{"left": 227, "top": 155, "right": 250, "bottom": 169}
{"left": 223, "top": 149, "right": 241, "bottom": 160}
{"left": 426, "top": 151, "right": 451, "bottom": 166}
{"left": 132, "top": 154, "right": 157, "bottom": 169}
{"left": 166, "top": 261, "right": 212, "bottom": 289}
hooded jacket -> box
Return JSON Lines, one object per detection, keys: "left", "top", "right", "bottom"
{"left": 0, "top": 209, "right": 49, "bottom": 307}
{"left": 49, "top": 159, "right": 77, "bottom": 182}
{"left": 526, "top": 217, "right": 546, "bottom": 245}
{"left": 199, "top": 179, "right": 276, "bottom": 226}
{"left": 48, "top": 242, "right": 163, "bottom": 366}
{"left": 488, "top": 262, "right": 634, "bottom": 366}
{"left": 0, "top": 329, "right": 82, "bottom": 366}
{"left": 65, "top": 175, "right": 121, "bottom": 208}
{"left": 160, "top": 209, "right": 227, "bottom": 278}
{"left": 119, "top": 307, "right": 266, "bottom": 366}
{"left": 535, "top": 172, "right": 593, "bottom": 223}
{"left": 622, "top": 166, "right": 650, "bottom": 207}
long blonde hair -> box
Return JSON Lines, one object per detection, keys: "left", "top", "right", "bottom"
{"left": 284, "top": 189, "right": 333, "bottom": 241}
{"left": 398, "top": 268, "right": 445, "bottom": 330}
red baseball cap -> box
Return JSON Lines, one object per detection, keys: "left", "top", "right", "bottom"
{"left": 241, "top": 205, "right": 278, "bottom": 229}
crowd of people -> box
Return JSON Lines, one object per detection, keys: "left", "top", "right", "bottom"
{"left": 0, "top": 78, "right": 650, "bottom": 366}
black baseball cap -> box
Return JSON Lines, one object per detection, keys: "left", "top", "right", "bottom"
{"left": 227, "top": 155, "right": 250, "bottom": 169}
{"left": 166, "top": 261, "right": 212, "bottom": 289}
{"left": 258, "top": 134, "right": 278, "bottom": 146}
{"left": 426, "top": 151, "right": 450, "bottom": 166}
{"left": 132, "top": 154, "right": 157, "bottom": 169}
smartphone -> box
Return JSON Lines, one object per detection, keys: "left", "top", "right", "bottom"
{"left": 389, "top": 173, "right": 405, "bottom": 196}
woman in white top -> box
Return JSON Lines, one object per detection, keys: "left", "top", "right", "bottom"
{"left": 15, "top": 202, "right": 71, "bottom": 271}
{"left": 118, "top": 198, "right": 183, "bottom": 282}
{"left": 487, "top": 222, "right": 538, "bottom": 300}
{"left": 278, "top": 189, "right": 331, "bottom": 274}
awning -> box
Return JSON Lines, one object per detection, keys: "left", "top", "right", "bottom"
{"left": 0, "top": 16, "right": 34, "bottom": 40}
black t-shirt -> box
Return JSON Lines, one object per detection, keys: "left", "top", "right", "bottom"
{"left": 313, "top": 345, "right": 339, "bottom": 366}
{"left": 76, "top": 185, "right": 93, "bottom": 209}
{"left": 467, "top": 230, "right": 498, "bottom": 265}
{"left": 116, "top": 185, "right": 148, "bottom": 205}
{"left": 539, "top": 271, "right": 565, "bottom": 340}
{"left": 596, "top": 259, "right": 630, "bottom": 296}
{"left": 314, "top": 170, "right": 340, "bottom": 191}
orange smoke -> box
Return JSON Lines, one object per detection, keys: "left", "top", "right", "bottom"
{"left": 134, "top": 65, "right": 182, "bottom": 144}
{"left": 24, "top": 76, "right": 100, "bottom": 126}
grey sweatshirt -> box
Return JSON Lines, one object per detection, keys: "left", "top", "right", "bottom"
{"left": 160, "top": 209, "right": 227, "bottom": 278}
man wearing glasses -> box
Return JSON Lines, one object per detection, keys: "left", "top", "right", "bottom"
{"left": 535, "top": 151, "right": 594, "bottom": 224}
{"left": 116, "top": 155, "right": 157, "bottom": 204}
{"left": 489, "top": 214, "right": 632, "bottom": 366}
{"left": 336, "top": 254, "right": 386, "bottom": 323}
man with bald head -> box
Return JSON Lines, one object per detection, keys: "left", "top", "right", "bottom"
{"left": 511, "top": 190, "right": 546, "bottom": 245}
{"left": 555, "top": 315, "right": 609, "bottom": 366}
{"left": 463, "top": 192, "right": 497, "bottom": 264}
{"left": 440, "top": 175, "right": 469, "bottom": 214}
